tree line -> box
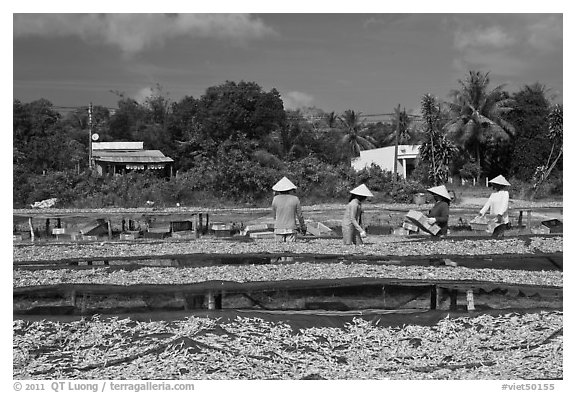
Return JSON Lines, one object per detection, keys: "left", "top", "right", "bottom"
{"left": 13, "top": 71, "right": 562, "bottom": 208}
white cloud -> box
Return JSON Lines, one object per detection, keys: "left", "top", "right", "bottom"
{"left": 454, "top": 26, "right": 516, "bottom": 50}
{"left": 133, "top": 86, "right": 155, "bottom": 104}
{"left": 13, "top": 14, "right": 276, "bottom": 54}
{"left": 450, "top": 15, "right": 562, "bottom": 78}
{"left": 452, "top": 49, "right": 530, "bottom": 77}
{"left": 282, "top": 91, "right": 314, "bottom": 110}
{"left": 525, "top": 15, "right": 562, "bottom": 52}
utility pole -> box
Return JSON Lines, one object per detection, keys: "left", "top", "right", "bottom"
{"left": 393, "top": 104, "right": 400, "bottom": 180}
{"left": 88, "top": 102, "right": 93, "bottom": 169}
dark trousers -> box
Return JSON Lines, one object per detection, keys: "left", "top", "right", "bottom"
{"left": 492, "top": 223, "right": 510, "bottom": 238}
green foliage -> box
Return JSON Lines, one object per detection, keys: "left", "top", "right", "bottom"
{"left": 338, "top": 109, "right": 376, "bottom": 158}
{"left": 419, "top": 94, "right": 458, "bottom": 185}
{"left": 506, "top": 174, "right": 562, "bottom": 201}
{"left": 445, "top": 71, "right": 515, "bottom": 174}
{"left": 13, "top": 99, "right": 87, "bottom": 174}
{"left": 12, "top": 74, "right": 562, "bottom": 208}
{"left": 352, "top": 164, "right": 428, "bottom": 203}
{"left": 386, "top": 180, "right": 429, "bottom": 203}
{"left": 196, "top": 80, "right": 286, "bottom": 146}
{"left": 531, "top": 104, "right": 563, "bottom": 198}
{"left": 510, "top": 137, "right": 552, "bottom": 181}
{"left": 459, "top": 161, "right": 482, "bottom": 180}
{"left": 505, "top": 84, "right": 552, "bottom": 181}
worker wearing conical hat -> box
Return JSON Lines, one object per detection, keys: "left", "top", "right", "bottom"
{"left": 342, "top": 184, "right": 374, "bottom": 245}
{"left": 426, "top": 184, "right": 452, "bottom": 237}
{"left": 271, "top": 176, "right": 306, "bottom": 242}
{"left": 479, "top": 175, "right": 511, "bottom": 238}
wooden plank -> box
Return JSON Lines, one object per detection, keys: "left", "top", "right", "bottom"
{"left": 13, "top": 278, "right": 563, "bottom": 299}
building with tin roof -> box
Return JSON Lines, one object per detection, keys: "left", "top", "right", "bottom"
{"left": 92, "top": 142, "right": 174, "bottom": 177}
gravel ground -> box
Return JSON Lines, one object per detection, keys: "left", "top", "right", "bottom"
{"left": 12, "top": 199, "right": 564, "bottom": 215}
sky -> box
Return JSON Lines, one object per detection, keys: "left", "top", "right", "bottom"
{"left": 12, "top": 10, "right": 564, "bottom": 119}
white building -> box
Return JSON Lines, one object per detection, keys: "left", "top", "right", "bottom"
{"left": 351, "top": 144, "right": 420, "bottom": 178}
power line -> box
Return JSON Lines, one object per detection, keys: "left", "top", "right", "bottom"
{"left": 47, "top": 103, "right": 422, "bottom": 122}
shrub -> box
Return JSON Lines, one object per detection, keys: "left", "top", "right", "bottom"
{"left": 459, "top": 161, "right": 482, "bottom": 180}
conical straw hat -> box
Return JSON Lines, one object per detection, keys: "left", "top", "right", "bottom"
{"left": 272, "top": 176, "right": 297, "bottom": 191}
{"left": 488, "top": 175, "right": 511, "bottom": 186}
{"left": 427, "top": 185, "right": 451, "bottom": 200}
{"left": 349, "top": 184, "right": 374, "bottom": 197}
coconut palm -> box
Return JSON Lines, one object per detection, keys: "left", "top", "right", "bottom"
{"left": 338, "top": 109, "right": 376, "bottom": 157}
{"left": 379, "top": 105, "right": 420, "bottom": 146}
{"left": 325, "top": 111, "right": 338, "bottom": 129}
{"left": 445, "top": 71, "right": 515, "bottom": 172}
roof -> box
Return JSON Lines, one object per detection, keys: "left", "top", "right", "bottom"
{"left": 93, "top": 149, "right": 174, "bottom": 164}
{"left": 92, "top": 141, "right": 144, "bottom": 151}
{"left": 359, "top": 145, "right": 421, "bottom": 158}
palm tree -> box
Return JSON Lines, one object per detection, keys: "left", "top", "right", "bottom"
{"left": 392, "top": 104, "right": 413, "bottom": 176}
{"left": 325, "top": 111, "right": 338, "bottom": 129}
{"left": 445, "top": 71, "right": 515, "bottom": 173}
{"left": 339, "top": 109, "right": 376, "bottom": 157}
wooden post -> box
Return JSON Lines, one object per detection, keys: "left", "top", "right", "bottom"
{"left": 527, "top": 210, "right": 532, "bottom": 232}
{"left": 518, "top": 210, "right": 524, "bottom": 227}
{"left": 206, "top": 292, "right": 215, "bottom": 310}
{"left": 430, "top": 285, "right": 438, "bottom": 310}
{"left": 57, "top": 218, "right": 61, "bottom": 228}
{"left": 122, "top": 219, "right": 126, "bottom": 232}
{"left": 107, "top": 220, "right": 112, "bottom": 240}
{"left": 193, "top": 215, "right": 199, "bottom": 239}
{"left": 449, "top": 289, "right": 458, "bottom": 310}
{"left": 80, "top": 293, "right": 88, "bottom": 314}
{"left": 205, "top": 213, "right": 209, "bottom": 235}
{"left": 382, "top": 285, "right": 387, "bottom": 308}
{"left": 45, "top": 219, "right": 50, "bottom": 237}
{"left": 28, "top": 217, "right": 35, "bottom": 242}
{"left": 466, "top": 289, "right": 475, "bottom": 311}
{"left": 215, "top": 292, "right": 223, "bottom": 309}
{"left": 71, "top": 290, "right": 77, "bottom": 307}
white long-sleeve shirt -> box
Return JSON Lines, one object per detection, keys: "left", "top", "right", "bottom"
{"left": 480, "top": 190, "right": 509, "bottom": 224}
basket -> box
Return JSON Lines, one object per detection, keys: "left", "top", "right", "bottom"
{"left": 470, "top": 216, "right": 496, "bottom": 233}
{"left": 470, "top": 216, "right": 488, "bottom": 230}
{"left": 402, "top": 221, "right": 420, "bottom": 232}
{"left": 413, "top": 193, "right": 426, "bottom": 205}
{"left": 405, "top": 210, "right": 441, "bottom": 235}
